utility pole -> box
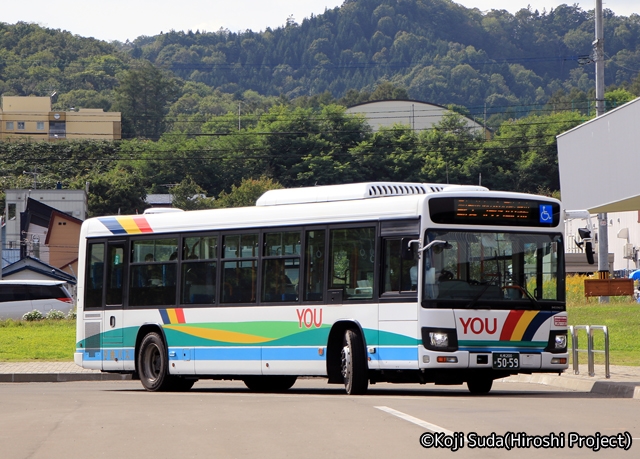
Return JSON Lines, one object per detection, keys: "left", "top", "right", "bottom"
{"left": 594, "top": 0, "right": 609, "bottom": 302}
{"left": 594, "top": 0, "right": 605, "bottom": 118}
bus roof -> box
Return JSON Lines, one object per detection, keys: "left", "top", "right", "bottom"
{"left": 81, "top": 183, "right": 559, "bottom": 238}
{"left": 256, "top": 182, "right": 488, "bottom": 206}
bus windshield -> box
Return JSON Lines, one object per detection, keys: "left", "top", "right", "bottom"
{"left": 421, "top": 230, "right": 564, "bottom": 310}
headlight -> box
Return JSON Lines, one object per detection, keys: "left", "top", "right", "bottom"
{"left": 555, "top": 333, "right": 567, "bottom": 349}
{"left": 429, "top": 332, "right": 449, "bottom": 348}
{"left": 545, "top": 330, "right": 568, "bottom": 353}
{"left": 422, "top": 327, "right": 458, "bottom": 351}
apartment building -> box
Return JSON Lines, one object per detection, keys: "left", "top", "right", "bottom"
{"left": 0, "top": 95, "right": 121, "bottom": 141}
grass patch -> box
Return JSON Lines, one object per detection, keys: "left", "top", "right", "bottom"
{"left": 567, "top": 300, "right": 640, "bottom": 366}
{"left": 566, "top": 274, "right": 640, "bottom": 366}
{"left": 0, "top": 319, "right": 76, "bottom": 361}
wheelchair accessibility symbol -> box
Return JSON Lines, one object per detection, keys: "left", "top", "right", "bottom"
{"left": 539, "top": 205, "right": 553, "bottom": 223}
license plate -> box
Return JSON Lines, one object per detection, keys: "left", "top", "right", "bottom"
{"left": 492, "top": 352, "right": 520, "bottom": 370}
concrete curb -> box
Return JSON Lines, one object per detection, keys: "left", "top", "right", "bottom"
{"left": 499, "top": 373, "right": 640, "bottom": 398}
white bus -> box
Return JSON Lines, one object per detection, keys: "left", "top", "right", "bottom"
{"left": 75, "top": 182, "right": 569, "bottom": 394}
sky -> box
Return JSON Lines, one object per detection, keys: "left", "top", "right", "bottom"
{"left": 1, "top": 0, "right": 638, "bottom": 43}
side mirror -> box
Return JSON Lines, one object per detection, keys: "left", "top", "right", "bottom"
{"left": 578, "top": 228, "right": 591, "bottom": 239}
{"left": 576, "top": 228, "right": 594, "bottom": 265}
{"left": 585, "top": 241, "right": 595, "bottom": 265}
{"left": 401, "top": 238, "right": 415, "bottom": 261}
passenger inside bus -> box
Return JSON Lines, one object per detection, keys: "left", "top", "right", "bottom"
{"left": 262, "top": 259, "right": 297, "bottom": 302}
{"left": 144, "top": 254, "right": 162, "bottom": 287}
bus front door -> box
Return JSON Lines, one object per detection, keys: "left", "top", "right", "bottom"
{"left": 102, "top": 242, "right": 126, "bottom": 371}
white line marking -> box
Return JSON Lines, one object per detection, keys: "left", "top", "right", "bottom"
{"left": 375, "top": 406, "right": 454, "bottom": 435}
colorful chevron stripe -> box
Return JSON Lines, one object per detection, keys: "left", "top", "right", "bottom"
{"left": 99, "top": 216, "right": 153, "bottom": 235}
{"left": 160, "top": 320, "right": 332, "bottom": 347}
{"left": 165, "top": 326, "right": 272, "bottom": 344}
{"left": 499, "top": 310, "right": 555, "bottom": 341}
{"left": 160, "top": 308, "right": 186, "bottom": 325}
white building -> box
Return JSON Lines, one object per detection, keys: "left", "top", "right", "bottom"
{"left": 346, "top": 100, "right": 489, "bottom": 138}
{"left": 3, "top": 189, "right": 87, "bottom": 267}
{"left": 557, "top": 97, "right": 640, "bottom": 273}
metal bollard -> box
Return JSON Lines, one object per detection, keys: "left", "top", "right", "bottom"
{"left": 570, "top": 325, "right": 610, "bottom": 378}
{"left": 570, "top": 325, "right": 589, "bottom": 375}
{"left": 588, "top": 325, "right": 610, "bottom": 379}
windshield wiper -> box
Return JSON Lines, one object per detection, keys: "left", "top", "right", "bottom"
{"left": 508, "top": 282, "right": 540, "bottom": 308}
{"left": 465, "top": 274, "right": 499, "bottom": 309}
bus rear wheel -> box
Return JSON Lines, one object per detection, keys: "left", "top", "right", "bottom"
{"left": 467, "top": 377, "right": 493, "bottom": 395}
{"left": 138, "top": 332, "right": 171, "bottom": 392}
{"left": 341, "top": 329, "right": 368, "bottom": 395}
{"left": 243, "top": 376, "right": 297, "bottom": 392}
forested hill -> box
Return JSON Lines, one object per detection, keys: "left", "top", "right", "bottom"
{"left": 1, "top": 0, "right": 639, "bottom": 114}
{"left": 127, "top": 0, "right": 639, "bottom": 108}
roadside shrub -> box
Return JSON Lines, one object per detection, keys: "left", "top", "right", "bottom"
{"left": 46, "top": 309, "right": 66, "bottom": 320}
{"left": 566, "top": 274, "right": 587, "bottom": 303}
{"left": 0, "top": 319, "right": 20, "bottom": 328}
{"left": 66, "top": 309, "right": 77, "bottom": 320}
{"left": 22, "top": 310, "right": 44, "bottom": 321}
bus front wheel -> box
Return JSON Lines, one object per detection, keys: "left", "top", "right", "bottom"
{"left": 138, "top": 332, "right": 171, "bottom": 391}
{"left": 341, "top": 329, "right": 368, "bottom": 395}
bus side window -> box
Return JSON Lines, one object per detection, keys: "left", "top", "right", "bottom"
{"left": 221, "top": 233, "right": 258, "bottom": 303}
{"left": 383, "top": 238, "right": 418, "bottom": 294}
{"left": 329, "top": 227, "right": 375, "bottom": 300}
{"left": 106, "top": 244, "right": 124, "bottom": 305}
{"left": 85, "top": 242, "right": 105, "bottom": 309}
{"left": 129, "top": 238, "right": 178, "bottom": 306}
{"left": 181, "top": 235, "right": 218, "bottom": 305}
{"left": 304, "top": 229, "right": 325, "bottom": 301}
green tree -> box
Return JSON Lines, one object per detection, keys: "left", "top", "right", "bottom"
{"left": 214, "top": 177, "right": 283, "bottom": 208}
{"left": 369, "top": 82, "right": 409, "bottom": 100}
{"left": 605, "top": 88, "right": 636, "bottom": 111}
{"left": 628, "top": 73, "right": 640, "bottom": 97}
{"left": 349, "top": 125, "right": 423, "bottom": 183}
{"left": 420, "top": 112, "right": 484, "bottom": 185}
{"left": 113, "top": 61, "right": 179, "bottom": 139}
{"left": 170, "top": 175, "right": 216, "bottom": 210}
{"left": 479, "top": 111, "right": 584, "bottom": 193}
{"left": 84, "top": 164, "right": 147, "bottom": 217}
{"left": 54, "top": 89, "right": 114, "bottom": 111}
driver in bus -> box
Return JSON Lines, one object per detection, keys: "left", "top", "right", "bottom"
{"left": 423, "top": 254, "right": 439, "bottom": 299}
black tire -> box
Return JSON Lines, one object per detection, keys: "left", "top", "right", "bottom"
{"left": 138, "top": 332, "right": 171, "bottom": 392}
{"left": 243, "top": 375, "right": 297, "bottom": 392}
{"left": 341, "top": 329, "right": 368, "bottom": 395}
{"left": 467, "top": 378, "right": 493, "bottom": 395}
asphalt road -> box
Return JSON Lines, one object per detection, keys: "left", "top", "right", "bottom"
{"left": 1, "top": 378, "right": 638, "bottom": 459}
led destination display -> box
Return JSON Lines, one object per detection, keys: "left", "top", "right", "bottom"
{"left": 429, "top": 197, "right": 560, "bottom": 227}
